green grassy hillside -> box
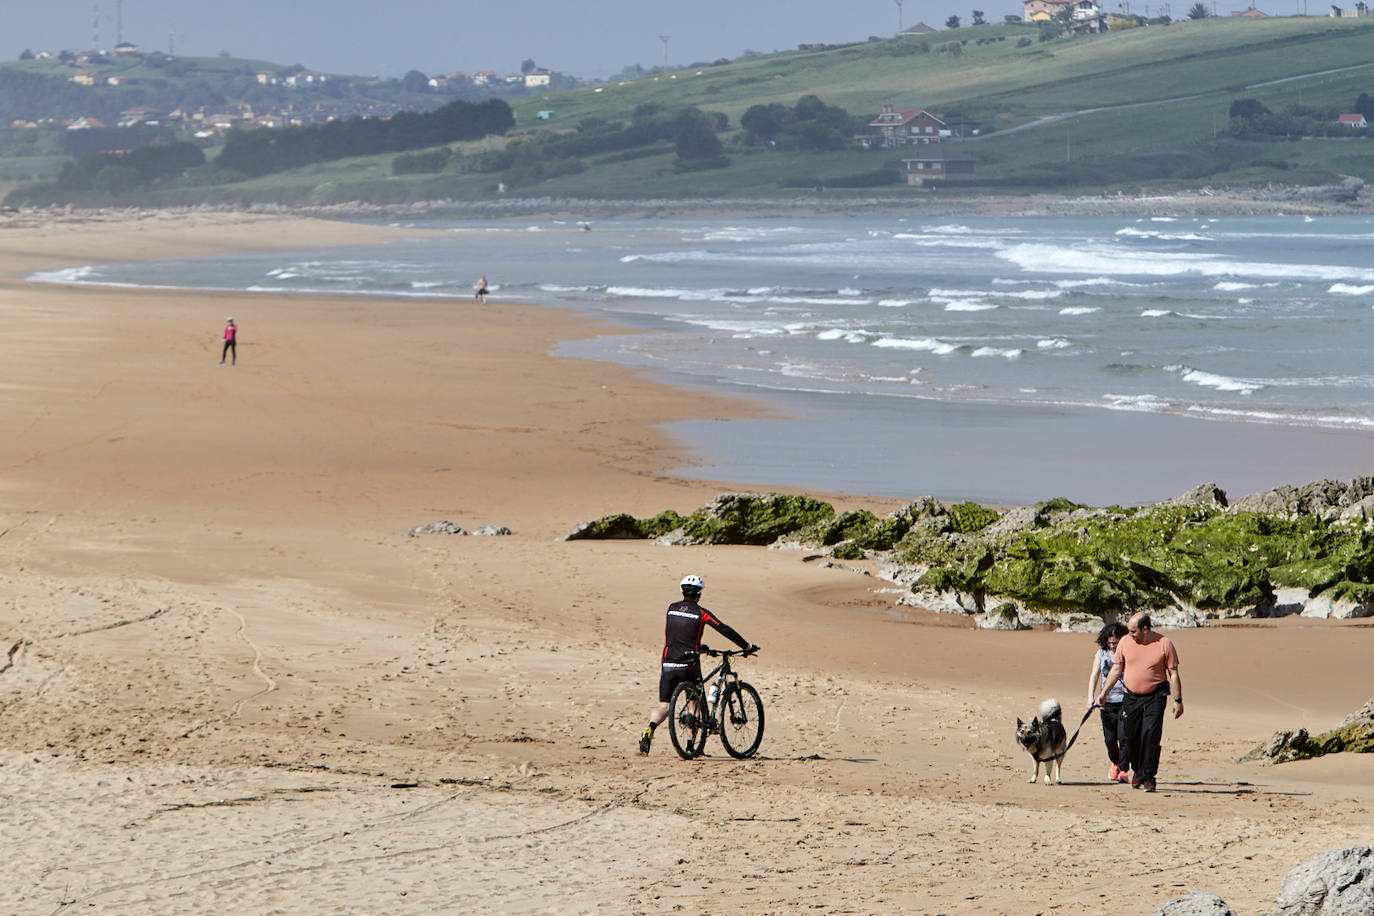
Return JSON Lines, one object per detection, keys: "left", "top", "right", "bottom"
{"left": 16, "top": 16, "right": 1374, "bottom": 206}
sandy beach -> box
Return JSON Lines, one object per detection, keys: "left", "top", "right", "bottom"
{"left": 0, "top": 208, "right": 1370, "bottom": 914}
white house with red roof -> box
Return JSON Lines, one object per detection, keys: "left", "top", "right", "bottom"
{"left": 1337, "top": 113, "right": 1368, "bottom": 127}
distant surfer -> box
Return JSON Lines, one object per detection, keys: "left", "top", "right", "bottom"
{"left": 475, "top": 275, "right": 489, "bottom": 304}
{"left": 220, "top": 317, "right": 237, "bottom": 365}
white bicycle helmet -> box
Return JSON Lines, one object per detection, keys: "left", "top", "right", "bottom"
{"left": 680, "top": 574, "right": 704, "bottom": 590}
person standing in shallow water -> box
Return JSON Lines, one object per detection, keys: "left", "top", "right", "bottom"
{"left": 220, "top": 317, "right": 237, "bottom": 365}
{"left": 1095, "top": 612, "right": 1183, "bottom": 792}
{"left": 1087, "top": 621, "right": 1130, "bottom": 784}
{"left": 475, "top": 276, "right": 489, "bottom": 304}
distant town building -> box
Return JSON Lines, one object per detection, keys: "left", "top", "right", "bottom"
{"left": 70, "top": 71, "right": 99, "bottom": 86}
{"left": 113, "top": 41, "right": 139, "bottom": 56}
{"left": 903, "top": 151, "right": 977, "bottom": 184}
{"left": 1228, "top": 5, "right": 1269, "bottom": 14}
{"left": 902, "top": 22, "right": 939, "bottom": 33}
{"left": 524, "top": 68, "right": 552, "bottom": 88}
{"left": 1337, "top": 113, "right": 1368, "bottom": 127}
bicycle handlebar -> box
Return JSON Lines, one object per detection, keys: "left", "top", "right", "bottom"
{"left": 700, "top": 646, "right": 759, "bottom": 658}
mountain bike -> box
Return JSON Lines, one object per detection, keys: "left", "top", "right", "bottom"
{"left": 667, "top": 647, "right": 764, "bottom": 760}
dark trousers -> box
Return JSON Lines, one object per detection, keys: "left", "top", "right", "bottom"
{"left": 1121, "top": 684, "right": 1169, "bottom": 781}
{"left": 1099, "top": 700, "right": 1125, "bottom": 767}
{"left": 221, "top": 339, "right": 236, "bottom": 363}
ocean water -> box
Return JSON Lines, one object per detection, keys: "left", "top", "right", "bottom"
{"left": 34, "top": 213, "right": 1374, "bottom": 505}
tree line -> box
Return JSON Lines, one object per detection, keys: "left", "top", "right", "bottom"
{"left": 215, "top": 98, "right": 514, "bottom": 178}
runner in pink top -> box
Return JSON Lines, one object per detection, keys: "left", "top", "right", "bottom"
{"left": 220, "top": 317, "right": 237, "bottom": 365}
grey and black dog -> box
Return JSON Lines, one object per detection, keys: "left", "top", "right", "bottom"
{"left": 1016, "top": 698, "right": 1068, "bottom": 785}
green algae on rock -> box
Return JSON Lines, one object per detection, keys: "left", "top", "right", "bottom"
{"left": 1242, "top": 699, "right": 1374, "bottom": 764}
{"left": 565, "top": 480, "right": 1374, "bottom": 626}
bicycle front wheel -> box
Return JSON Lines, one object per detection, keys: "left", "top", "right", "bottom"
{"left": 719, "top": 681, "right": 764, "bottom": 758}
{"left": 667, "top": 682, "right": 710, "bottom": 760}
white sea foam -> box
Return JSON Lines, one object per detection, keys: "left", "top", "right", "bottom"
{"left": 1213, "top": 281, "right": 1256, "bottom": 291}
{"left": 1058, "top": 306, "right": 1101, "bottom": 315}
{"left": 1185, "top": 405, "right": 1374, "bottom": 429}
{"left": 999, "top": 241, "right": 1374, "bottom": 283}
{"left": 1115, "top": 226, "right": 1213, "bottom": 241}
{"left": 943, "top": 301, "right": 999, "bottom": 312}
{"left": 817, "top": 328, "right": 872, "bottom": 343}
{"left": 930, "top": 286, "right": 1061, "bottom": 301}
{"left": 1330, "top": 283, "right": 1374, "bottom": 295}
{"left": 1055, "top": 277, "right": 1145, "bottom": 289}
{"left": 1169, "top": 365, "right": 1264, "bottom": 395}
{"left": 29, "top": 265, "right": 102, "bottom": 284}
{"left": 1140, "top": 309, "right": 1173, "bottom": 317}
{"left": 540, "top": 283, "right": 599, "bottom": 292}
{"left": 1103, "top": 393, "right": 1171, "bottom": 412}
{"left": 877, "top": 298, "right": 918, "bottom": 307}
{"left": 873, "top": 336, "right": 963, "bottom": 355}
{"left": 607, "top": 285, "right": 695, "bottom": 298}
{"left": 1037, "top": 338, "right": 1072, "bottom": 349}
{"left": 971, "top": 346, "right": 1023, "bottom": 359}
{"left": 891, "top": 233, "right": 1004, "bottom": 250}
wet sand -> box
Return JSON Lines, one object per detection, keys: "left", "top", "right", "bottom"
{"left": 0, "top": 210, "right": 1369, "bottom": 914}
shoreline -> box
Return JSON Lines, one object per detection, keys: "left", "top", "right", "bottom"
{"left": 5, "top": 179, "right": 1372, "bottom": 227}
{"left": 1, "top": 210, "right": 1371, "bottom": 913}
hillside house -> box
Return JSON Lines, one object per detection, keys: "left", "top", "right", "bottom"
{"left": 118, "top": 106, "right": 166, "bottom": 126}
{"left": 64, "top": 117, "right": 105, "bottom": 130}
{"left": 524, "top": 68, "right": 552, "bottom": 87}
{"left": 869, "top": 104, "right": 947, "bottom": 146}
{"left": 903, "top": 152, "right": 977, "bottom": 184}
{"left": 1229, "top": 6, "right": 1269, "bottom": 14}
{"left": 428, "top": 76, "right": 450, "bottom": 88}
{"left": 902, "top": 22, "right": 939, "bottom": 32}
{"left": 70, "top": 71, "right": 99, "bottom": 86}
{"left": 1024, "top": 0, "right": 1105, "bottom": 29}
{"left": 1338, "top": 113, "right": 1368, "bottom": 127}
{"left": 256, "top": 71, "right": 280, "bottom": 85}
{"left": 113, "top": 42, "right": 139, "bottom": 56}
{"left": 472, "top": 70, "right": 496, "bottom": 85}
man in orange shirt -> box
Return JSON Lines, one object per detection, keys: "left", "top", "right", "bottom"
{"left": 1095, "top": 611, "right": 1183, "bottom": 792}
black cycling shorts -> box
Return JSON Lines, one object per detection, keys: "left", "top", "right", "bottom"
{"left": 658, "top": 659, "right": 701, "bottom": 702}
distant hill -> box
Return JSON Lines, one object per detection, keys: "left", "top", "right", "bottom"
{"left": 7, "top": 16, "right": 1374, "bottom": 206}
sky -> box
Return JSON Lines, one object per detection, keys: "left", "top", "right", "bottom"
{"left": 1, "top": 0, "right": 1027, "bottom": 81}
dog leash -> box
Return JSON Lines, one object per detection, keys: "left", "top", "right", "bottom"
{"left": 1033, "top": 705, "right": 1099, "bottom": 763}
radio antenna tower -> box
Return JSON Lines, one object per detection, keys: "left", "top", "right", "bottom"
{"left": 895, "top": 0, "right": 905, "bottom": 32}
{"left": 168, "top": 29, "right": 175, "bottom": 55}
{"left": 117, "top": 0, "right": 123, "bottom": 44}
{"left": 658, "top": 34, "right": 670, "bottom": 69}
{"left": 92, "top": 3, "right": 100, "bottom": 51}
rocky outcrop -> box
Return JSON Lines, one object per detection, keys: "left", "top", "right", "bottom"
{"left": 406, "top": 521, "right": 467, "bottom": 536}
{"left": 471, "top": 525, "right": 512, "bottom": 536}
{"left": 1152, "top": 844, "right": 1374, "bottom": 915}
{"left": 1271, "top": 845, "right": 1374, "bottom": 915}
{"left": 1230, "top": 478, "right": 1374, "bottom": 522}
{"left": 564, "top": 477, "right": 1374, "bottom": 630}
{"left": 1243, "top": 699, "right": 1374, "bottom": 765}
{"left": 407, "top": 521, "right": 512, "bottom": 537}
{"left": 1151, "top": 892, "right": 1235, "bottom": 916}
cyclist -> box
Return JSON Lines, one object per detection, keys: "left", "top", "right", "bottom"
{"left": 638, "top": 574, "right": 757, "bottom": 755}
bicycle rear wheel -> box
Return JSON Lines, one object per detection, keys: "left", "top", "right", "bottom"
{"left": 667, "top": 682, "right": 710, "bottom": 759}
{"left": 719, "top": 681, "right": 764, "bottom": 759}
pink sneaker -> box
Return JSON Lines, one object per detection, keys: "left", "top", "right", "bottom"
{"left": 1121, "top": 770, "right": 1134, "bottom": 785}
{"left": 1108, "top": 764, "right": 1121, "bottom": 782}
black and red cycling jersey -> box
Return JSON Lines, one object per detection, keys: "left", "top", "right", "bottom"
{"left": 661, "top": 599, "right": 748, "bottom": 666}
